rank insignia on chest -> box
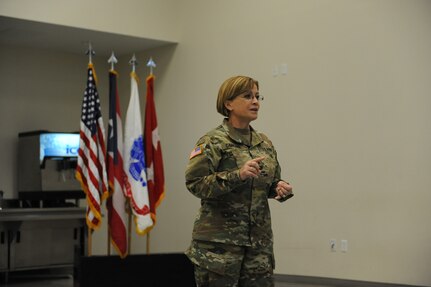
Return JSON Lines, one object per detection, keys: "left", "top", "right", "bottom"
{"left": 189, "top": 144, "right": 204, "bottom": 159}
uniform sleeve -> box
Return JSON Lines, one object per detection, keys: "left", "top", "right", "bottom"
{"left": 185, "top": 136, "right": 246, "bottom": 199}
{"left": 268, "top": 151, "right": 282, "bottom": 199}
{"left": 259, "top": 133, "right": 287, "bottom": 201}
{"left": 268, "top": 153, "right": 293, "bottom": 202}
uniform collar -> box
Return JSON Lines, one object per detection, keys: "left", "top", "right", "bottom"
{"left": 221, "top": 119, "right": 263, "bottom": 146}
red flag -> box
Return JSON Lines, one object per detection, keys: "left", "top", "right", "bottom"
{"left": 76, "top": 63, "right": 108, "bottom": 230}
{"left": 144, "top": 74, "right": 165, "bottom": 224}
{"left": 106, "top": 70, "right": 129, "bottom": 258}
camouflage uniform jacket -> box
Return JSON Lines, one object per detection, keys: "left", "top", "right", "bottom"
{"left": 186, "top": 119, "right": 286, "bottom": 248}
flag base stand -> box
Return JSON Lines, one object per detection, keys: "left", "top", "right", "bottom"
{"left": 74, "top": 253, "right": 195, "bottom": 287}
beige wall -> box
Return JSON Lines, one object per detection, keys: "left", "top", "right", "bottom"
{"left": 1, "top": 0, "right": 431, "bottom": 286}
{"left": 0, "top": 0, "right": 181, "bottom": 42}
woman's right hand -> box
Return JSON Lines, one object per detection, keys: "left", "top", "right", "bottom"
{"left": 239, "top": 156, "right": 265, "bottom": 181}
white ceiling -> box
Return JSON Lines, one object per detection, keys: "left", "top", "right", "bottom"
{"left": 0, "top": 16, "right": 174, "bottom": 57}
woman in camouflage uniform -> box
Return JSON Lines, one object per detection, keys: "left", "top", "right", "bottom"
{"left": 185, "top": 76, "right": 293, "bottom": 287}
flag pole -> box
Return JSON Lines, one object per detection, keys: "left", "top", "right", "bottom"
{"left": 146, "top": 233, "right": 150, "bottom": 254}
{"left": 127, "top": 55, "right": 137, "bottom": 255}
{"left": 85, "top": 42, "right": 95, "bottom": 65}
{"left": 129, "top": 53, "right": 137, "bottom": 73}
{"left": 84, "top": 43, "right": 95, "bottom": 257}
{"left": 106, "top": 51, "right": 118, "bottom": 257}
{"left": 107, "top": 229, "right": 111, "bottom": 256}
{"left": 88, "top": 227, "right": 92, "bottom": 256}
{"left": 108, "top": 51, "right": 117, "bottom": 71}
{"left": 145, "top": 57, "right": 156, "bottom": 255}
{"left": 128, "top": 206, "right": 132, "bottom": 254}
{"left": 146, "top": 57, "right": 156, "bottom": 76}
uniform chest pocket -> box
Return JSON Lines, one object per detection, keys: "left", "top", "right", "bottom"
{"left": 253, "top": 148, "right": 277, "bottom": 184}
{"left": 217, "top": 148, "right": 250, "bottom": 172}
{"left": 260, "top": 158, "right": 276, "bottom": 182}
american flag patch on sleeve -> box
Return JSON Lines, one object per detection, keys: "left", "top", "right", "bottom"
{"left": 189, "top": 145, "right": 204, "bottom": 159}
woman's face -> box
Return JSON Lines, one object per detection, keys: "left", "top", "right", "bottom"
{"left": 225, "top": 84, "right": 260, "bottom": 127}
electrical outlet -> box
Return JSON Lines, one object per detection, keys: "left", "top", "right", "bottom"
{"left": 272, "top": 65, "right": 279, "bottom": 77}
{"left": 280, "top": 63, "right": 288, "bottom": 75}
{"left": 330, "top": 239, "right": 336, "bottom": 252}
{"left": 341, "top": 239, "right": 348, "bottom": 252}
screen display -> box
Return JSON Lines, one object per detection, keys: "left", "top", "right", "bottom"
{"left": 40, "top": 133, "right": 80, "bottom": 163}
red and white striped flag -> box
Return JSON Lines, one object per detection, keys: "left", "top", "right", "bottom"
{"left": 106, "top": 69, "right": 129, "bottom": 258}
{"left": 124, "top": 71, "right": 153, "bottom": 234}
{"left": 76, "top": 63, "right": 108, "bottom": 229}
{"left": 144, "top": 74, "right": 165, "bottom": 225}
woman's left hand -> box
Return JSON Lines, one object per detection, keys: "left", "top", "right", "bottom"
{"left": 274, "top": 181, "right": 293, "bottom": 200}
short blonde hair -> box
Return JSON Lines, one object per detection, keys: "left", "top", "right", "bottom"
{"left": 216, "top": 76, "right": 259, "bottom": 117}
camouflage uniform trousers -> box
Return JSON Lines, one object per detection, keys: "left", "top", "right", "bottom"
{"left": 186, "top": 240, "right": 274, "bottom": 287}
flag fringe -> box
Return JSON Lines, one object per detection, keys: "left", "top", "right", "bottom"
{"left": 130, "top": 71, "right": 140, "bottom": 83}
{"left": 88, "top": 63, "right": 98, "bottom": 84}
{"left": 76, "top": 172, "right": 102, "bottom": 229}
{"left": 150, "top": 188, "right": 166, "bottom": 224}
{"left": 108, "top": 231, "right": 128, "bottom": 259}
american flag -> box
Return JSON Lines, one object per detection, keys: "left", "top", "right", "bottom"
{"left": 106, "top": 69, "right": 129, "bottom": 257}
{"left": 76, "top": 63, "right": 108, "bottom": 229}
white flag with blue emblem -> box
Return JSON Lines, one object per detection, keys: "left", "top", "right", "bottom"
{"left": 123, "top": 71, "right": 153, "bottom": 234}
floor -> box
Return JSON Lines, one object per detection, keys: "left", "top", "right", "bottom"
{"left": 0, "top": 266, "right": 337, "bottom": 287}
{"left": 2, "top": 278, "right": 331, "bottom": 287}
{"left": 1, "top": 274, "right": 332, "bottom": 287}
{"left": 1, "top": 274, "right": 74, "bottom": 287}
